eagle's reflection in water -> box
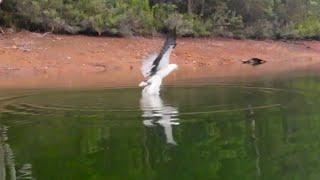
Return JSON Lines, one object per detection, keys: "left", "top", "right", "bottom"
{"left": 140, "top": 94, "right": 179, "bottom": 145}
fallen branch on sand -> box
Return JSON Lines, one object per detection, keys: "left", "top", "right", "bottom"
{"left": 41, "top": 32, "right": 52, "bottom": 38}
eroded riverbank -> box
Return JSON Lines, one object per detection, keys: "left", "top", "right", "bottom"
{"left": 0, "top": 31, "right": 319, "bottom": 89}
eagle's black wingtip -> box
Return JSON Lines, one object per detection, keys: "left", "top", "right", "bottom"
{"left": 166, "top": 27, "right": 177, "bottom": 48}
{"left": 163, "top": 27, "right": 177, "bottom": 38}
{"left": 171, "top": 27, "right": 177, "bottom": 39}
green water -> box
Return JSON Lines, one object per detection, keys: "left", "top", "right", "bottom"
{"left": 0, "top": 74, "right": 320, "bottom": 180}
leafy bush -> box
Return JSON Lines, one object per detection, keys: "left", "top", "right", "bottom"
{"left": 8, "top": 0, "right": 109, "bottom": 34}
{"left": 210, "top": 3, "right": 244, "bottom": 38}
{"left": 107, "top": 0, "right": 156, "bottom": 36}
{"left": 244, "top": 19, "right": 274, "bottom": 39}
{"left": 0, "top": 0, "right": 319, "bottom": 39}
{"left": 296, "top": 16, "right": 320, "bottom": 39}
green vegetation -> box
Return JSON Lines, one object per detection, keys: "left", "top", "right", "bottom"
{"left": 0, "top": 0, "right": 320, "bottom": 39}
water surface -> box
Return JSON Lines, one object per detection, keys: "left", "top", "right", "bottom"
{"left": 0, "top": 73, "right": 320, "bottom": 180}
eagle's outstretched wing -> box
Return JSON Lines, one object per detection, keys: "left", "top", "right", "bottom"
{"left": 141, "top": 53, "right": 158, "bottom": 78}
{"left": 141, "top": 29, "right": 177, "bottom": 78}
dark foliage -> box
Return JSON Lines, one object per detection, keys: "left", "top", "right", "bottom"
{"left": 0, "top": 0, "right": 319, "bottom": 38}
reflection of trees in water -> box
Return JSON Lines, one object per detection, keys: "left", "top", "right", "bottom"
{"left": 0, "top": 121, "right": 33, "bottom": 180}
{"left": 0, "top": 124, "right": 16, "bottom": 180}
{"left": 4, "top": 108, "right": 320, "bottom": 179}
{"left": 0, "top": 125, "right": 5, "bottom": 180}
{"left": 246, "top": 105, "right": 261, "bottom": 178}
{"left": 2, "top": 80, "right": 320, "bottom": 179}
{"left": 79, "top": 126, "right": 110, "bottom": 155}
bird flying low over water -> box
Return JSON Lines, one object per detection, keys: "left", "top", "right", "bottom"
{"left": 139, "top": 29, "right": 178, "bottom": 95}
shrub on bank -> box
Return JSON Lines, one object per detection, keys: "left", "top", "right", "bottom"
{"left": 296, "top": 16, "right": 320, "bottom": 39}
{"left": 0, "top": 0, "right": 319, "bottom": 39}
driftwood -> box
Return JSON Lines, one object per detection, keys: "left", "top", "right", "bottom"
{"left": 41, "top": 32, "right": 52, "bottom": 37}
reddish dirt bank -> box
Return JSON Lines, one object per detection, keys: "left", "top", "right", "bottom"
{"left": 0, "top": 31, "right": 319, "bottom": 89}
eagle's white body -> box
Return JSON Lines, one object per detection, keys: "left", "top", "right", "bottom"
{"left": 139, "top": 46, "right": 178, "bottom": 95}
{"left": 141, "top": 64, "right": 178, "bottom": 95}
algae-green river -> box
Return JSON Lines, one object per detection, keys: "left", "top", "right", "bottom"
{"left": 0, "top": 73, "right": 320, "bottom": 180}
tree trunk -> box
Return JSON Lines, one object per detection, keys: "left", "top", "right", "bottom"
{"left": 187, "top": 0, "right": 193, "bottom": 15}
{"left": 305, "top": 0, "right": 309, "bottom": 19}
{"left": 200, "top": 0, "right": 205, "bottom": 16}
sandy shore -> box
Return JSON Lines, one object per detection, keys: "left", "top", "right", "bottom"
{"left": 0, "top": 31, "right": 319, "bottom": 89}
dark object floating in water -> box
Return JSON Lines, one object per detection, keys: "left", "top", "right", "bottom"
{"left": 242, "top": 58, "right": 266, "bottom": 66}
